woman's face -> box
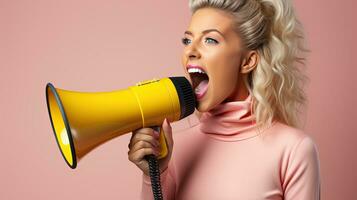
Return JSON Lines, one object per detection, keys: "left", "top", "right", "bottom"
{"left": 181, "top": 7, "right": 254, "bottom": 112}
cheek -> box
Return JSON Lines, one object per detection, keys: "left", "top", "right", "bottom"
{"left": 209, "top": 52, "right": 240, "bottom": 89}
{"left": 206, "top": 50, "right": 240, "bottom": 104}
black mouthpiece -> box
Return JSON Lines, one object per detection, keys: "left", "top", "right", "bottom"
{"left": 169, "top": 77, "right": 196, "bottom": 119}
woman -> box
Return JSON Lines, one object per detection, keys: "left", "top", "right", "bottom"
{"left": 128, "top": 0, "right": 321, "bottom": 199}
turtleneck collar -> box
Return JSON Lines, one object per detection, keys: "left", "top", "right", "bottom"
{"left": 198, "top": 94, "right": 260, "bottom": 141}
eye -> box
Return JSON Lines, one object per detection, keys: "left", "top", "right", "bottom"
{"left": 205, "top": 37, "right": 218, "bottom": 44}
{"left": 181, "top": 37, "right": 192, "bottom": 45}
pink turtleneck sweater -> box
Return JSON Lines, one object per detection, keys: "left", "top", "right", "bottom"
{"left": 141, "top": 95, "right": 321, "bottom": 200}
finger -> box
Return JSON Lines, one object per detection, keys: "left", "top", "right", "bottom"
{"left": 129, "top": 128, "right": 159, "bottom": 149}
{"left": 130, "top": 134, "right": 159, "bottom": 150}
{"left": 128, "top": 148, "right": 157, "bottom": 164}
{"left": 129, "top": 140, "right": 159, "bottom": 155}
{"left": 133, "top": 127, "right": 158, "bottom": 136}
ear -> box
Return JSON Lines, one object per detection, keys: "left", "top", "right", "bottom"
{"left": 240, "top": 50, "right": 259, "bottom": 74}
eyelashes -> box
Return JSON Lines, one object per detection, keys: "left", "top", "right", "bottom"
{"left": 205, "top": 38, "right": 218, "bottom": 44}
{"left": 181, "top": 37, "right": 219, "bottom": 45}
{"left": 182, "top": 38, "right": 191, "bottom": 45}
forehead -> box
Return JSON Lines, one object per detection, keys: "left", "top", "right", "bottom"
{"left": 188, "top": 7, "right": 235, "bottom": 34}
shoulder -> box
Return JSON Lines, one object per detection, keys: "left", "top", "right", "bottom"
{"left": 268, "top": 123, "right": 322, "bottom": 197}
{"left": 263, "top": 121, "right": 318, "bottom": 152}
{"left": 262, "top": 121, "right": 320, "bottom": 172}
{"left": 265, "top": 122, "right": 320, "bottom": 178}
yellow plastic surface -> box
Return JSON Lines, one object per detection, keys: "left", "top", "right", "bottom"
{"left": 46, "top": 77, "right": 181, "bottom": 168}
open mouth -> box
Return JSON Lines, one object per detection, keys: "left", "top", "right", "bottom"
{"left": 187, "top": 66, "right": 209, "bottom": 100}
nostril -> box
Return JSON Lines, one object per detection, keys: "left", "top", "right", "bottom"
{"left": 187, "top": 49, "right": 200, "bottom": 59}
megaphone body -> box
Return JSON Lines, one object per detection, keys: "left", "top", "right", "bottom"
{"left": 46, "top": 77, "right": 196, "bottom": 169}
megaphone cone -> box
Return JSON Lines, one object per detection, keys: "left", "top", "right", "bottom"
{"left": 46, "top": 77, "right": 196, "bottom": 169}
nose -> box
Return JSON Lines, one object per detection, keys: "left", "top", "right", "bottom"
{"left": 184, "top": 42, "right": 201, "bottom": 60}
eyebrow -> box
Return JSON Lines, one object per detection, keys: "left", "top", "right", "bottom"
{"left": 184, "top": 29, "right": 225, "bottom": 38}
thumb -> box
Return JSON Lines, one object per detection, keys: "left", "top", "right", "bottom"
{"left": 162, "top": 118, "right": 173, "bottom": 148}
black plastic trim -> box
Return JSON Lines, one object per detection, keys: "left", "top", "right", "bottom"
{"left": 46, "top": 83, "right": 77, "bottom": 169}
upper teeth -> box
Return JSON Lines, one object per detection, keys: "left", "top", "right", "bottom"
{"left": 188, "top": 68, "right": 206, "bottom": 74}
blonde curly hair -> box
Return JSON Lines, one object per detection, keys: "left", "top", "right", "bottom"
{"left": 189, "top": 0, "right": 310, "bottom": 129}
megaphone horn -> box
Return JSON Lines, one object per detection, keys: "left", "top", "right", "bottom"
{"left": 46, "top": 77, "right": 196, "bottom": 169}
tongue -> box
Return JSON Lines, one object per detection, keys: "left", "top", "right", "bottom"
{"left": 195, "top": 80, "right": 209, "bottom": 96}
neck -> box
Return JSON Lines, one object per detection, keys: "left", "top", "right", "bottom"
{"left": 224, "top": 74, "right": 249, "bottom": 102}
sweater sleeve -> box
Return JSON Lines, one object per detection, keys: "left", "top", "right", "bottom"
{"left": 140, "top": 161, "right": 177, "bottom": 200}
{"left": 283, "top": 136, "right": 321, "bottom": 200}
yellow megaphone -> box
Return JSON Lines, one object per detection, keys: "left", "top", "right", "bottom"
{"left": 46, "top": 77, "right": 196, "bottom": 169}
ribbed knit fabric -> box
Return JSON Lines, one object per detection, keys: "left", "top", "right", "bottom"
{"left": 141, "top": 94, "right": 320, "bottom": 200}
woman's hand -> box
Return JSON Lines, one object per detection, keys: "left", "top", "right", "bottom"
{"left": 128, "top": 118, "right": 173, "bottom": 176}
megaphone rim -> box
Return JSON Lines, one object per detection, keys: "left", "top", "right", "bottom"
{"left": 46, "top": 83, "right": 77, "bottom": 169}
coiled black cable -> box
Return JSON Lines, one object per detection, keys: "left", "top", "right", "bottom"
{"left": 145, "top": 154, "right": 163, "bottom": 200}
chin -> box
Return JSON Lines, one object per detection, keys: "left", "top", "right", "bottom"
{"left": 196, "top": 94, "right": 219, "bottom": 113}
{"left": 196, "top": 103, "right": 209, "bottom": 112}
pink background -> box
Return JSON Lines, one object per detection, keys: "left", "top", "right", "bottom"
{"left": 1, "top": 0, "right": 356, "bottom": 199}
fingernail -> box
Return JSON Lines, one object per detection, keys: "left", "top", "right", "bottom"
{"left": 153, "top": 130, "right": 160, "bottom": 137}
